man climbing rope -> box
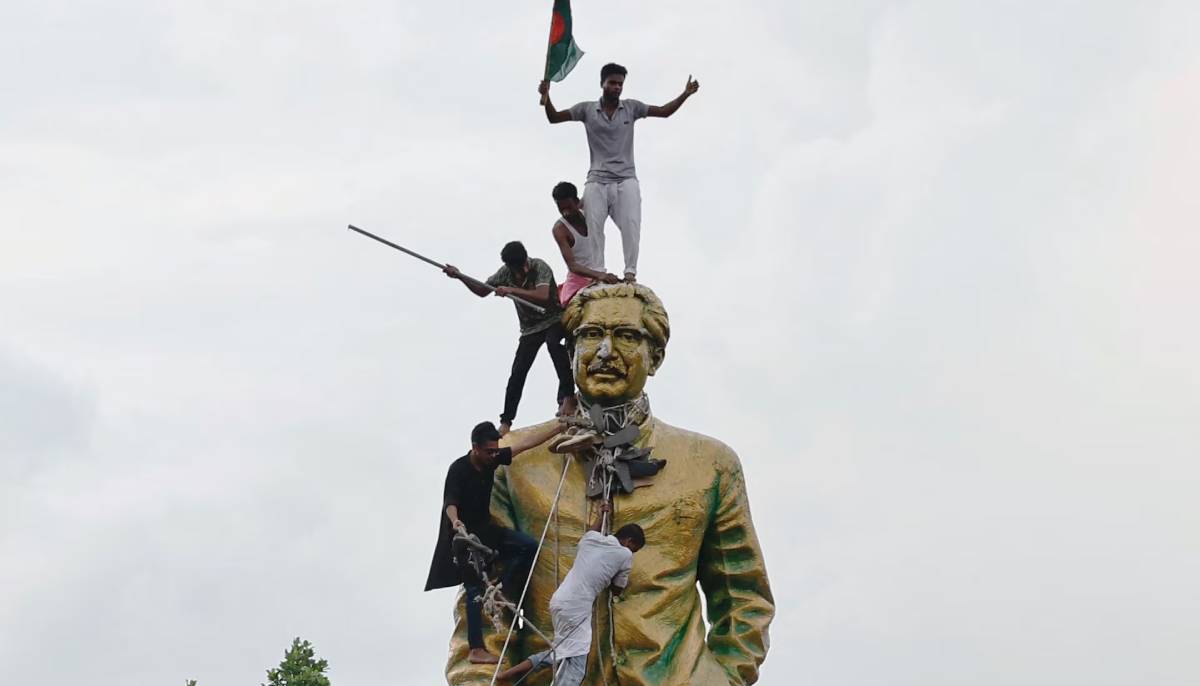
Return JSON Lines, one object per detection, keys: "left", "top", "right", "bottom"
{"left": 443, "top": 241, "right": 577, "bottom": 435}
{"left": 539, "top": 63, "right": 700, "bottom": 282}
{"left": 424, "top": 420, "right": 564, "bottom": 665}
{"left": 494, "top": 502, "right": 644, "bottom": 685}
{"left": 550, "top": 181, "right": 621, "bottom": 307}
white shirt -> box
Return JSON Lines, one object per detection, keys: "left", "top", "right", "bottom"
{"left": 548, "top": 530, "right": 634, "bottom": 659}
{"left": 559, "top": 214, "right": 603, "bottom": 271}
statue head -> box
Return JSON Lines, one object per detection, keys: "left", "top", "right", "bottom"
{"left": 562, "top": 283, "right": 670, "bottom": 405}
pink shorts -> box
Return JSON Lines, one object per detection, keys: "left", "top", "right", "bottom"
{"left": 559, "top": 272, "right": 596, "bottom": 307}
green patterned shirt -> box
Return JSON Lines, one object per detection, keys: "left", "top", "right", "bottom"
{"left": 486, "top": 258, "right": 561, "bottom": 336}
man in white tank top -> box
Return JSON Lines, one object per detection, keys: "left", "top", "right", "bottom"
{"left": 551, "top": 181, "right": 621, "bottom": 307}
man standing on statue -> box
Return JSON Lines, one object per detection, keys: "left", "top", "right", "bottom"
{"left": 445, "top": 284, "right": 773, "bottom": 685}
{"left": 539, "top": 64, "right": 700, "bottom": 282}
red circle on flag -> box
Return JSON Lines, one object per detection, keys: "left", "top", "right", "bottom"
{"left": 549, "top": 12, "right": 565, "bottom": 44}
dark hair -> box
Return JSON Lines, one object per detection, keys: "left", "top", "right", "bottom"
{"left": 552, "top": 181, "right": 578, "bottom": 202}
{"left": 470, "top": 421, "right": 501, "bottom": 445}
{"left": 600, "top": 63, "right": 627, "bottom": 83}
{"left": 500, "top": 241, "right": 528, "bottom": 269}
{"left": 614, "top": 523, "right": 645, "bottom": 548}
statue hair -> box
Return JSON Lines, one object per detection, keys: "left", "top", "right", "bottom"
{"left": 562, "top": 283, "right": 670, "bottom": 352}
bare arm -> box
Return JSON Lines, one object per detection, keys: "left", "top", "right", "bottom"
{"left": 697, "top": 458, "right": 774, "bottom": 684}
{"left": 508, "top": 421, "right": 564, "bottom": 457}
{"left": 496, "top": 659, "right": 535, "bottom": 681}
{"left": 646, "top": 75, "right": 700, "bottom": 118}
{"left": 495, "top": 283, "right": 552, "bottom": 306}
{"left": 444, "top": 504, "right": 465, "bottom": 533}
{"left": 588, "top": 501, "right": 610, "bottom": 532}
{"left": 442, "top": 264, "right": 492, "bottom": 298}
{"left": 539, "top": 80, "right": 572, "bottom": 124}
{"left": 553, "top": 221, "right": 620, "bottom": 282}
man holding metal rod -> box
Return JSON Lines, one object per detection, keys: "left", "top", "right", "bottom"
{"left": 443, "top": 241, "right": 577, "bottom": 435}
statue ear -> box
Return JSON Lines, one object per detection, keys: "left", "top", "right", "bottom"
{"left": 647, "top": 346, "right": 666, "bottom": 376}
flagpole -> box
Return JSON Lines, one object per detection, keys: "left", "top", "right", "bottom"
{"left": 541, "top": 1, "right": 554, "bottom": 99}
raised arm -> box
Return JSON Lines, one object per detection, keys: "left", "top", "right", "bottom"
{"left": 553, "top": 221, "right": 620, "bottom": 283}
{"left": 697, "top": 456, "right": 775, "bottom": 685}
{"left": 588, "top": 501, "right": 610, "bottom": 532}
{"left": 442, "top": 264, "right": 492, "bottom": 298}
{"left": 646, "top": 75, "right": 700, "bottom": 118}
{"left": 507, "top": 420, "right": 564, "bottom": 457}
{"left": 538, "top": 80, "right": 572, "bottom": 124}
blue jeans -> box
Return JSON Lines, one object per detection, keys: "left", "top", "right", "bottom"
{"left": 463, "top": 526, "right": 538, "bottom": 649}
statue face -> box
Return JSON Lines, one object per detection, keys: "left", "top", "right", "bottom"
{"left": 573, "top": 296, "right": 663, "bottom": 404}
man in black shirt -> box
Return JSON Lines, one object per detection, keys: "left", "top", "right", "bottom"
{"left": 424, "top": 419, "right": 563, "bottom": 665}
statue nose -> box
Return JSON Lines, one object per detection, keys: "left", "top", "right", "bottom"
{"left": 596, "top": 336, "right": 613, "bottom": 359}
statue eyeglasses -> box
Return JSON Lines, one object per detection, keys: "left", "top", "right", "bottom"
{"left": 571, "top": 325, "right": 651, "bottom": 352}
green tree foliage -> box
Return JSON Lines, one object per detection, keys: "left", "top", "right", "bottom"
{"left": 263, "top": 637, "right": 331, "bottom": 686}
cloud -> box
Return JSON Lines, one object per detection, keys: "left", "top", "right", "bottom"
{"left": 1, "top": 1, "right": 1198, "bottom": 684}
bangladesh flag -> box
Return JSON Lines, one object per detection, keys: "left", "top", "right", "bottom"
{"left": 544, "top": 0, "right": 584, "bottom": 82}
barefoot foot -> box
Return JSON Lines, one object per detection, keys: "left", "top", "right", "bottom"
{"left": 468, "top": 648, "right": 500, "bottom": 665}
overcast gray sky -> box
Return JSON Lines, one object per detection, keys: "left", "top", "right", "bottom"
{"left": 2, "top": 1, "right": 1198, "bottom": 684}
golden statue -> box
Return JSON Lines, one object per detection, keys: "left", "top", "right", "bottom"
{"left": 446, "top": 284, "right": 774, "bottom": 684}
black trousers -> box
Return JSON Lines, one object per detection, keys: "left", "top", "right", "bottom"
{"left": 501, "top": 322, "right": 574, "bottom": 424}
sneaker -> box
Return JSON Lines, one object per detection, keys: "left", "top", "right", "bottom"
{"left": 551, "top": 430, "right": 601, "bottom": 454}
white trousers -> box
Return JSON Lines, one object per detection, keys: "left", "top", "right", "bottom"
{"left": 583, "top": 178, "right": 642, "bottom": 277}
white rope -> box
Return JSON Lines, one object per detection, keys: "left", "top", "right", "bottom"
{"left": 607, "top": 494, "right": 618, "bottom": 675}
{"left": 593, "top": 468, "right": 616, "bottom": 686}
{"left": 488, "top": 454, "right": 574, "bottom": 686}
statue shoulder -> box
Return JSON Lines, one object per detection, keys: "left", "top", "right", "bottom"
{"left": 650, "top": 418, "right": 743, "bottom": 471}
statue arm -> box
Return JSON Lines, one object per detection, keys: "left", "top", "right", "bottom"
{"left": 697, "top": 460, "right": 775, "bottom": 685}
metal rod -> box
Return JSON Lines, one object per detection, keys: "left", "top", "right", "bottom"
{"left": 347, "top": 224, "right": 547, "bottom": 314}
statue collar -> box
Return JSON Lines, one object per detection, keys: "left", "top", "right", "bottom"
{"left": 571, "top": 394, "right": 666, "bottom": 497}
{"left": 577, "top": 393, "right": 651, "bottom": 435}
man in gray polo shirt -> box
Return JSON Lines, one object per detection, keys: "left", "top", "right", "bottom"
{"left": 539, "top": 63, "right": 699, "bottom": 281}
